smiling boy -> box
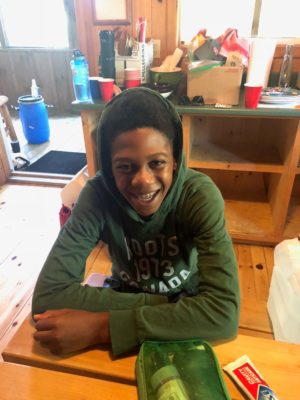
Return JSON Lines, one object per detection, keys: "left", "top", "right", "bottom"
{"left": 32, "top": 87, "right": 239, "bottom": 357}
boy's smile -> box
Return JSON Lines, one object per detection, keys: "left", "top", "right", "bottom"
{"left": 111, "top": 127, "right": 175, "bottom": 216}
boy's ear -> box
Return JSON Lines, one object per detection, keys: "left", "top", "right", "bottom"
{"left": 173, "top": 158, "right": 177, "bottom": 171}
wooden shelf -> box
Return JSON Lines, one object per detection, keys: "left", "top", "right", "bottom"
{"left": 183, "top": 112, "right": 300, "bottom": 244}
{"left": 189, "top": 143, "right": 283, "bottom": 173}
{"left": 225, "top": 199, "right": 276, "bottom": 244}
{"left": 198, "top": 169, "right": 278, "bottom": 244}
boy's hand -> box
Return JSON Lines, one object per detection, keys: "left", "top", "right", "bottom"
{"left": 33, "top": 309, "right": 110, "bottom": 354}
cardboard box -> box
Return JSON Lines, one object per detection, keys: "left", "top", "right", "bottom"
{"left": 115, "top": 40, "right": 153, "bottom": 86}
{"left": 187, "top": 66, "right": 243, "bottom": 105}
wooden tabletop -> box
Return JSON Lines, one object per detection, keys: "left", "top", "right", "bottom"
{"left": 2, "top": 316, "right": 300, "bottom": 399}
{"left": 2, "top": 317, "right": 137, "bottom": 385}
{"left": 0, "top": 362, "right": 137, "bottom": 400}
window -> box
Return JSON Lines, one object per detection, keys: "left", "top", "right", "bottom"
{"left": 258, "top": 0, "right": 300, "bottom": 39}
{"left": 0, "top": 0, "right": 69, "bottom": 48}
{"left": 180, "top": 0, "right": 300, "bottom": 43}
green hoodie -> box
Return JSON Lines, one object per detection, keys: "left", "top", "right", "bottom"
{"left": 32, "top": 88, "right": 239, "bottom": 357}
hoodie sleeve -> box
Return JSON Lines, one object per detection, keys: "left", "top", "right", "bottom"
{"left": 109, "top": 176, "right": 240, "bottom": 357}
{"left": 32, "top": 179, "right": 168, "bottom": 315}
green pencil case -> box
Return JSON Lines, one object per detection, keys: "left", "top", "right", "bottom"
{"left": 135, "top": 339, "right": 231, "bottom": 400}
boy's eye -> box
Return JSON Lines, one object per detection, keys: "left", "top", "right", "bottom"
{"left": 115, "top": 163, "right": 132, "bottom": 173}
{"left": 149, "top": 160, "right": 166, "bottom": 169}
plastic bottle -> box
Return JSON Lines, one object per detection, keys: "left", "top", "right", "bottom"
{"left": 278, "top": 44, "right": 293, "bottom": 89}
{"left": 70, "top": 49, "right": 92, "bottom": 102}
{"left": 150, "top": 351, "right": 190, "bottom": 400}
{"left": 31, "top": 79, "right": 40, "bottom": 97}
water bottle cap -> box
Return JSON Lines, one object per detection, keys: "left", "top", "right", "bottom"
{"left": 73, "top": 49, "right": 84, "bottom": 58}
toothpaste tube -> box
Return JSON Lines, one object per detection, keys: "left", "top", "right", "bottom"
{"left": 223, "top": 355, "right": 279, "bottom": 400}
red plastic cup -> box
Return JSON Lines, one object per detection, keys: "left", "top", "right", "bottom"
{"left": 125, "top": 79, "right": 141, "bottom": 89}
{"left": 124, "top": 68, "right": 140, "bottom": 79}
{"left": 99, "top": 78, "right": 114, "bottom": 102}
{"left": 244, "top": 83, "right": 263, "bottom": 109}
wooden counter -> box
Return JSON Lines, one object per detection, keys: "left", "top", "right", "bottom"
{"left": 2, "top": 316, "right": 300, "bottom": 399}
{"left": 73, "top": 97, "right": 300, "bottom": 245}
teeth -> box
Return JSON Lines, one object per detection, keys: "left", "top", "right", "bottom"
{"left": 138, "top": 192, "right": 156, "bottom": 201}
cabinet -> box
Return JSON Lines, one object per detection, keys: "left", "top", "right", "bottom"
{"left": 73, "top": 101, "right": 300, "bottom": 245}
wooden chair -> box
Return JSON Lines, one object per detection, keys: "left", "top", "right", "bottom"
{"left": 0, "top": 95, "right": 20, "bottom": 153}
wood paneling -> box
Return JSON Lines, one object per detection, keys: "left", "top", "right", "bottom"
{"left": 0, "top": 49, "right": 74, "bottom": 113}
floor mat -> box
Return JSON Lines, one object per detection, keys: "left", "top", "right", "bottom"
{"left": 22, "top": 150, "right": 87, "bottom": 175}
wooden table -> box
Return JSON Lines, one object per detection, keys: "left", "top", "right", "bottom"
{"left": 0, "top": 362, "right": 137, "bottom": 400}
{"left": 2, "top": 316, "right": 300, "bottom": 399}
{"left": 2, "top": 317, "right": 136, "bottom": 385}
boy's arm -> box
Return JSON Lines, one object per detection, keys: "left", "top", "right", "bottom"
{"left": 33, "top": 309, "right": 110, "bottom": 354}
{"left": 109, "top": 228, "right": 239, "bottom": 357}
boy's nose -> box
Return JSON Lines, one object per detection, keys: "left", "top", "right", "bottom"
{"left": 131, "top": 167, "right": 155, "bottom": 186}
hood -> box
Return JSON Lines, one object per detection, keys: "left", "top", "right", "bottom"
{"left": 96, "top": 87, "right": 186, "bottom": 223}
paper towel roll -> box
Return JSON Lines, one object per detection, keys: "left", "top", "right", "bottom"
{"left": 246, "top": 38, "right": 277, "bottom": 88}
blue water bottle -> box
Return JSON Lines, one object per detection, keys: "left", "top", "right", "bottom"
{"left": 70, "top": 49, "right": 92, "bottom": 102}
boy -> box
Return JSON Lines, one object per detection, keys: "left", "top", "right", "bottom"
{"left": 32, "top": 87, "right": 239, "bottom": 357}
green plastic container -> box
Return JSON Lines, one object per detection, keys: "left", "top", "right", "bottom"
{"left": 136, "top": 339, "right": 231, "bottom": 400}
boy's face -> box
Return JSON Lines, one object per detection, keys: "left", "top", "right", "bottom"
{"left": 111, "top": 127, "right": 176, "bottom": 216}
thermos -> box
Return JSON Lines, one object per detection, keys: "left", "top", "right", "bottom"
{"left": 99, "top": 30, "right": 116, "bottom": 80}
{"left": 70, "top": 49, "right": 92, "bottom": 102}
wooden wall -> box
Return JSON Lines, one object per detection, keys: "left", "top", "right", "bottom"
{"left": 0, "top": 49, "right": 74, "bottom": 114}
{"left": 74, "top": 0, "right": 178, "bottom": 76}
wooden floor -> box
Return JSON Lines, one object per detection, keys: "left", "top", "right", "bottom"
{"left": 0, "top": 183, "right": 275, "bottom": 360}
